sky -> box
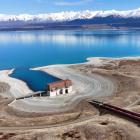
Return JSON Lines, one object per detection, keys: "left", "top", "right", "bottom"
{"left": 0, "top": 0, "right": 140, "bottom": 14}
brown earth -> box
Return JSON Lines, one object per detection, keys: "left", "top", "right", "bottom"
{"left": 0, "top": 82, "right": 10, "bottom": 93}
{"left": 0, "top": 58, "right": 140, "bottom": 140}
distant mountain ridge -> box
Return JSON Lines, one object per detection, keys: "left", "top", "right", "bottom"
{"left": 0, "top": 8, "right": 140, "bottom": 30}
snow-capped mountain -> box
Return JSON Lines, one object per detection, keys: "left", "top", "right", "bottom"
{"left": 0, "top": 8, "right": 140, "bottom": 22}
{"left": 0, "top": 8, "right": 140, "bottom": 30}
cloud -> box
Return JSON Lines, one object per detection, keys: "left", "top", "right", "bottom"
{"left": 54, "top": 0, "right": 92, "bottom": 6}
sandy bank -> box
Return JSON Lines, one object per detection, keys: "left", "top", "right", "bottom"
{"left": 1, "top": 57, "right": 140, "bottom": 113}
{"left": 9, "top": 60, "right": 116, "bottom": 113}
{"left": 0, "top": 70, "right": 32, "bottom": 98}
{"left": 0, "top": 57, "right": 140, "bottom": 140}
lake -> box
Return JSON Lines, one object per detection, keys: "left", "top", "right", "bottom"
{"left": 0, "top": 29, "right": 140, "bottom": 91}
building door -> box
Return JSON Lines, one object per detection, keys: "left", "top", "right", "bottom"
{"left": 60, "top": 89, "right": 63, "bottom": 94}
{"left": 65, "top": 89, "right": 68, "bottom": 94}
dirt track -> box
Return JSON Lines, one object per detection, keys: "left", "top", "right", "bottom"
{"left": 9, "top": 65, "right": 116, "bottom": 113}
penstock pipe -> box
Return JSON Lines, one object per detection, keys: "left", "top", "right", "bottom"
{"left": 104, "top": 103, "right": 140, "bottom": 118}
{"left": 89, "top": 100, "right": 140, "bottom": 122}
{"left": 102, "top": 104, "right": 140, "bottom": 122}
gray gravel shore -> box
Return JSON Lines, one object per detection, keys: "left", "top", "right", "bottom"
{"left": 9, "top": 64, "right": 116, "bottom": 113}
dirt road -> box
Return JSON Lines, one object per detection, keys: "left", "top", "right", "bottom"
{"left": 9, "top": 65, "right": 116, "bottom": 113}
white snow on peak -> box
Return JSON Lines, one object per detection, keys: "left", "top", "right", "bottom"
{"left": 0, "top": 8, "right": 140, "bottom": 22}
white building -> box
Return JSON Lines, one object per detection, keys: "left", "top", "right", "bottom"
{"left": 46, "top": 79, "right": 72, "bottom": 97}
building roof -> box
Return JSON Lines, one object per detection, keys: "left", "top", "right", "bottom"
{"left": 47, "top": 79, "right": 72, "bottom": 91}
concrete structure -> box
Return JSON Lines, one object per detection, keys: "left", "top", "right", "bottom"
{"left": 46, "top": 79, "right": 72, "bottom": 97}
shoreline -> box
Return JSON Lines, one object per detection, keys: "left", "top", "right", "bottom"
{"left": 9, "top": 57, "right": 118, "bottom": 113}
{"left": 0, "top": 69, "right": 32, "bottom": 98}
{"left": 0, "top": 57, "right": 139, "bottom": 140}
{"left": 32, "top": 56, "right": 140, "bottom": 70}
{"left": 0, "top": 56, "right": 140, "bottom": 113}
{"left": 0, "top": 56, "right": 140, "bottom": 97}
{"left": 0, "top": 56, "right": 140, "bottom": 139}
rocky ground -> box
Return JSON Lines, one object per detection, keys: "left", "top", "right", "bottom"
{"left": 0, "top": 58, "right": 139, "bottom": 140}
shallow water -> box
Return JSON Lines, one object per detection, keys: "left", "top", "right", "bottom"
{"left": 0, "top": 29, "right": 140, "bottom": 91}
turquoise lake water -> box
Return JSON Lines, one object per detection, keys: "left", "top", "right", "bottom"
{"left": 0, "top": 29, "right": 140, "bottom": 91}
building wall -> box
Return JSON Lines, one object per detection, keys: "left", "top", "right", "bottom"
{"left": 47, "top": 91, "right": 57, "bottom": 97}
{"left": 47, "top": 86, "right": 72, "bottom": 97}
{"left": 67, "top": 86, "right": 72, "bottom": 93}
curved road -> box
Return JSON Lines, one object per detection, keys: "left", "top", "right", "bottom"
{"left": 9, "top": 65, "right": 116, "bottom": 113}
{"left": 0, "top": 115, "right": 101, "bottom": 131}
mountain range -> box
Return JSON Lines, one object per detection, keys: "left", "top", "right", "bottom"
{"left": 0, "top": 8, "right": 140, "bottom": 30}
